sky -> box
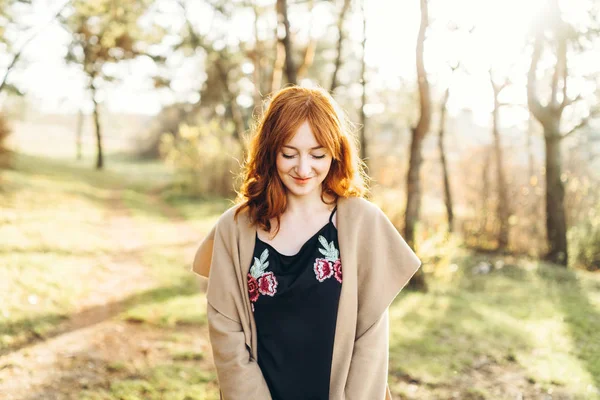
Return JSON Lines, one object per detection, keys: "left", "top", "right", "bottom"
{"left": 1, "top": 0, "right": 596, "bottom": 129}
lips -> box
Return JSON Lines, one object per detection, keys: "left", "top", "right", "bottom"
{"left": 292, "top": 176, "right": 312, "bottom": 184}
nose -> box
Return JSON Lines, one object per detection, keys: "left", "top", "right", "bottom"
{"left": 296, "top": 155, "right": 312, "bottom": 178}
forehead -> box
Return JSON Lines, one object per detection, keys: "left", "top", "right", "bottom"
{"left": 284, "top": 120, "right": 320, "bottom": 148}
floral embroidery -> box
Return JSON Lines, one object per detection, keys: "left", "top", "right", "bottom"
{"left": 333, "top": 259, "right": 342, "bottom": 283}
{"left": 258, "top": 272, "right": 278, "bottom": 296}
{"left": 247, "top": 274, "right": 259, "bottom": 302}
{"left": 247, "top": 248, "right": 278, "bottom": 307}
{"left": 314, "top": 258, "right": 334, "bottom": 281}
{"left": 314, "top": 235, "right": 343, "bottom": 283}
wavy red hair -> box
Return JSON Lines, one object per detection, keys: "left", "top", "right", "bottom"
{"left": 235, "top": 86, "right": 367, "bottom": 233}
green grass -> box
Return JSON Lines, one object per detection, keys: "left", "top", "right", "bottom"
{"left": 389, "top": 252, "right": 600, "bottom": 399}
{"left": 0, "top": 153, "right": 222, "bottom": 350}
{"left": 80, "top": 364, "right": 219, "bottom": 400}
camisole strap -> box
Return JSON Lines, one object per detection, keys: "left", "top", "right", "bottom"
{"left": 329, "top": 206, "right": 338, "bottom": 224}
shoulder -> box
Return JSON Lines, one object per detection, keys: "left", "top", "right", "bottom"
{"left": 338, "top": 196, "right": 387, "bottom": 220}
{"left": 214, "top": 204, "right": 240, "bottom": 232}
{"left": 213, "top": 203, "right": 253, "bottom": 237}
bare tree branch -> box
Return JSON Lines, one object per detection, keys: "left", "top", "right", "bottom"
{"left": 489, "top": 69, "right": 510, "bottom": 95}
{"left": 561, "top": 108, "right": 600, "bottom": 140}
{"left": 414, "top": 0, "right": 431, "bottom": 136}
{"left": 0, "top": 0, "right": 69, "bottom": 94}
{"left": 559, "top": 94, "right": 582, "bottom": 112}
{"left": 550, "top": 41, "right": 562, "bottom": 108}
{"left": 527, "top": 34, "right": 546, "bottom": 121}
{"left": 560, "top": 44, "right": 568, "bottom": 110}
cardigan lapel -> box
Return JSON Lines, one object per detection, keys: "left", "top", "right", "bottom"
{"left": 328, "top": 196, "right": 358, "bottom": 399}
{"left": 236, "top": 210, "right": 260, "bottom": 360}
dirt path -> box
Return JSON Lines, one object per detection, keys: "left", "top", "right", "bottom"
{"left": 0, "top": 189, "right": 209, "bottom": 400}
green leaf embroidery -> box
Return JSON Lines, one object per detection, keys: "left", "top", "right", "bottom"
{"left": 250, "top": 248, "right": 270, "bottom": 279}
{"left": 317, "top": 235, "right": 339, "bottom": 261}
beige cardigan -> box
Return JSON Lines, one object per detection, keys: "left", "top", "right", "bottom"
{"left": 192, "top": 196, "right": 421, "bottom": 400}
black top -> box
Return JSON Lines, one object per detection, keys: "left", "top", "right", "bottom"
{"left": 247, "top": 207, "right": 342, "bottom": 400}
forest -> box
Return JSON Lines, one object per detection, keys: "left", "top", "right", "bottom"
{"left": 1, "top": 0, "right": 599, "bottom": 399}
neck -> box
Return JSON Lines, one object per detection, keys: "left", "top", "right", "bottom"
{"left": 285, "top": 189, "right": 332, "bottom": 216}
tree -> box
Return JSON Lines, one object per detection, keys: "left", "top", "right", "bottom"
{"left": 1, "top": 0, "right": 32, "bottom": 97}
{"left": 527, "top": 0, "right": 598, "bottom": 265}
{"left": 330, "top": 0, "right": 351, "bottom": 93}
{"left": 276, "top": 0, "right": 297, "bottom": 85}
{"left": 176, "top": 0, "right": 249, "bottom": 149}
{"left": 438, "top": 63, "right": 459, "bottom": 234}
{"left": 489, "top": 71, "right": 510, "bottom": 249}
{"left": 404, "top": 0, "right": 431, "bottom": 289}
{"left": 60, "top": 0, "right": 156, "bottom": 169}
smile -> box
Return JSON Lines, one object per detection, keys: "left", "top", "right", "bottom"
{"left": 292, "top": 176, "right": 312, "bottom": 184}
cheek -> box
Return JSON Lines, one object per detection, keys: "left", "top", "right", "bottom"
{"left": 317, "top": 159, "right": 333, "bottom": 175}
{"left": 276, "top": 157, "right": 291, "bottom": 173}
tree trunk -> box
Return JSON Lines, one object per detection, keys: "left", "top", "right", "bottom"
{"left": 438, "top": 88, "right": 453, "bottom": 233}
{"left": 90, "top": 83, "right": 103, "bottom": 170}
{"left": 330, "top": 0, "right": 351, "bottom": 93}
{"left": 405, "top": 131, "right": 425, "bottom": 245}
{"left": 404, "top": 0, "right": 431, "bottom": 248}
{"left": 544, "top": 130, "right": 568, "bottom": 264}
{"left": 214, "top": 58, "right": 246, "bottom": 148}
{"left": 491, "top": 86, "right": 510, "bottom": 249}
{"left": 527, "top": 13, "right": 570, "bottom": 266}
{"left": 404, "top": 0, "right": 430, "bottom": 290}
{"left": 359, "top": 0, "right": 368, "bottom": 169}
{"left": 276, "top": 0, "right": 297, "bottom": 85}
{"left": 527, "top": 112, "right": 535, "bottom": 180}
{"left": 76, "top": 108, "right": 84, "bottom": 160}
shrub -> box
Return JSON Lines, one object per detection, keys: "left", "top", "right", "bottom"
{"left": 159, "top": 118, "right": 242, "bottom": 198}
{"left": 568, "top": 204, "right": 600, "bottom": 271}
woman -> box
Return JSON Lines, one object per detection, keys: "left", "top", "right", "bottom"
{"left": 192, "top": 86, "right": 421, "bottom": 400}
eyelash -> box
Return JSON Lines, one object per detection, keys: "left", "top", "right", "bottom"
{"left": 282, "top": 154, "right": 326, "bottom": 160}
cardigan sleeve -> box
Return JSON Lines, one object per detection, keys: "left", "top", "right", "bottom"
{"left": 191, "top": 223, "right": 216, "bottom": 278}
{"left": 207, "top": 304, "right": 272, "bottom": 399}
{"left": 204, "top": 217, "right": 272, "bottom": 400}
{"left": 344, "top": 309, "right": 390, "bottom": 400}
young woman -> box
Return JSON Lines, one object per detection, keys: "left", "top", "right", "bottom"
{"left": 192, "top": 86, "right": 421, "bottom": 400}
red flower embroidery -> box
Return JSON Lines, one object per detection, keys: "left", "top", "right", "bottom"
{"left": 247, "top": 274, "right": 259, "bottom": 302}
{"left": 333, "top": 259, "right": 342, "bottom": 283}
{"left": 258, "top": 272, "right": 278, "bottom": 296}
{"left": 314, "top": 258, "right": 334, "bottom": 282}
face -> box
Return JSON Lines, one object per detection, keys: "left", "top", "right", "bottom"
{"left": 276, "top": 120, "right": 333, "bottom": 199}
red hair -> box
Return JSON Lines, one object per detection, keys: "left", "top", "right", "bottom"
{"left": 235, "top": 86, "right": 367, "bottom": 233}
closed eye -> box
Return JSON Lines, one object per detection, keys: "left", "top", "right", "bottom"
{"left": 281, "top": 153, "right": 327, "bottom": 159}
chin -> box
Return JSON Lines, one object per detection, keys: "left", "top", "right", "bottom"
{"left": 284, "top": 179, "right": 321, "bottom": 197}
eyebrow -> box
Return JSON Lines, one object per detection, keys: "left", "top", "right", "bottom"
{"left": 283, "top": 145, "right": 325, "bottom": 150}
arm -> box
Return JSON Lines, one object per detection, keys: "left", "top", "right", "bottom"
{"left": 202, "top": 215, "right": 272, "bottom": 400}
{"left": 207, "top": 303, "right": 272, "bottom": 399}
{"left": 344, "top": 309, "right": 390, "bottom": 400}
